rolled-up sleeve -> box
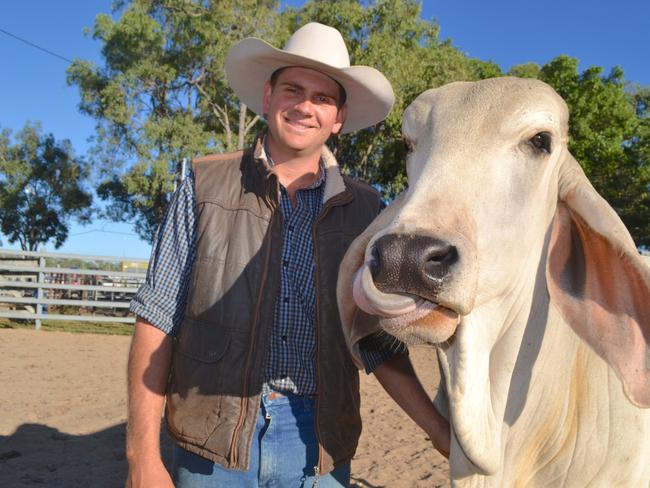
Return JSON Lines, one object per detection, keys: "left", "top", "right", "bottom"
{"left": 129, "top": 174, "right": 197, "bottom": 335}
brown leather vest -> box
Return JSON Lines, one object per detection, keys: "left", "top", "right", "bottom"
{"left": 165, "top": 140, "right": 381, "bottom": 474}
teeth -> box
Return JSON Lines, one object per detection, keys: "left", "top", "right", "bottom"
{"left": 287, "top": 119, "right": 314, "bottom": 129}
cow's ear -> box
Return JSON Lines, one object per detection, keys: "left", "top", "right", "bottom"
{"left": 546, "top": 151, "right": 650, "bottom": 407}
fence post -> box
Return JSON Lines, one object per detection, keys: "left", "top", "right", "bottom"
{"left": 35, "top": 256, "right": 44, "bottom": 330}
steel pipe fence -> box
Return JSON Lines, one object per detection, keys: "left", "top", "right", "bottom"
{"left": 0, "top": 248, "right": 148, "bottom": 329}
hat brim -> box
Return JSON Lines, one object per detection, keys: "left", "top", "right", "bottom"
{"left": 225, "top": 37, "right": 394, "bottom": 134}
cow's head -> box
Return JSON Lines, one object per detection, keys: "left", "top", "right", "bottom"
{"left": 338, "top": 77, "right": 650, "bottom": 410}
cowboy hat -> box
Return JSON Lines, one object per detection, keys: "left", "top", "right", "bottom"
{"left": 225, "top": 22, "right": 394, "bottom": 134}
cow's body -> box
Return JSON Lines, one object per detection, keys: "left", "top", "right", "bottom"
{"left": 338, "top": 78, "right": 650, "bottom": 487}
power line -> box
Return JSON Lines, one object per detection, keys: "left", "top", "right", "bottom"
{"left": 70, "top": 228, "right": 138, "bottom": 237}
{"left": 0, "top": 27, "right": 73, "bottom": 64}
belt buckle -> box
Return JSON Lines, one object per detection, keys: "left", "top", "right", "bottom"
{"left": 268, "top": 391, "right": 285, "bottom": 401}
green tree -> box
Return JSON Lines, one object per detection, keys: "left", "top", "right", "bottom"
{"left": 0, "top": 123, "right": 93, "bottom": 251}
{"left": 67, "top": 0, "right": 294, "bottom": 242}
{"left": 69, "top": 0, "right": 498, "bottom": 238}
{"left": 509, "top": 56, "right": 650, "bottom": 246}
{"left": 623, "top": 85, "right": 650, "bottom": 245}
{"left": 295, "top": 0, "right": 501, "bottom": 196}
{"left": 507, "top": 62, "right": 541, "bottom": 79}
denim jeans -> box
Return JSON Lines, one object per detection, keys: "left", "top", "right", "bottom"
{"left": 173, "top": 391, "right": 351, "bottom": 487}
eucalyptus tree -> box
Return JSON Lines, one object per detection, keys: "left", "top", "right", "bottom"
{"left": 0, "top": 123, "right": 93, "bottom": 251}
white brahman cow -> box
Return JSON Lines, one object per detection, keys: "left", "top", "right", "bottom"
{"left": 338, "top": 77, "right": 650, "bottom": 487}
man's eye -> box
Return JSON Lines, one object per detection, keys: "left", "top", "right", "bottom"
{"left": 530, "top": 132, "right": 552, "bottom": 153}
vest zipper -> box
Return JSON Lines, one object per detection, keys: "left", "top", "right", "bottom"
{"left": 311, "top": 191, "right": 353, "bottom": 475}
{"left": 228, "top": 191, "right": 277, "bottom": 468}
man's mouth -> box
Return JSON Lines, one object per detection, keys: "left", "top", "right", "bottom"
{"left": 284, "top": 117, "right": 317, "bottom": 131}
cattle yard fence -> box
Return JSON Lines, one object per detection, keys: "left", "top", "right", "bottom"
{"left": 0, "top": 248, "right": 148, "bottom": 330}
{"left": 1, "top": 248, "right": 649, "bottom": 331}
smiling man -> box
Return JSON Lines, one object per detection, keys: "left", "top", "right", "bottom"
{"left": 125, "top": 22, "right": 449, "bottom": 488}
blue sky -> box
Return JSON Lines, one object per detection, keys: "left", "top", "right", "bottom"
{"left": 1, "top": 0, "right": 648, "bottom": 259}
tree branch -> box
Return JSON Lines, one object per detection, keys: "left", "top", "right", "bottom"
{"left": 244, "top": 114, "right": 261, "bottom": 136}
{"left": 192, "top": 80, "right": 232, "bottom": 146}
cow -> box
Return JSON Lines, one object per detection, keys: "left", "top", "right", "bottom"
{"left": 338, "top": 77, "right": 650, "bottom": 487}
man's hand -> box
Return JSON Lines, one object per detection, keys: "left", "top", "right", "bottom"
{"left": 126, "top": 458, "right": 174, "bottom": 488}
{"left": 372, "top": 354, "right": 451, "bottom": 458}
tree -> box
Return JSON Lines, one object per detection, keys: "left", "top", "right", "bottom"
{"left": 509, "top": 56, "right": 650, "bottom": 246}
{"left": 293, "top": 0, "right": 502, "bottom": 196}
{"left": 68, "top": 0, "right": 498, "bottom": 239}
{"left": 623, "top": 84, "right": 650, "bottom": 245}
{"left": 67, "top": 0, "right": 294, "bottom": 242}
{"left": 0, "top": 123, "right": 93, "bottom": 251}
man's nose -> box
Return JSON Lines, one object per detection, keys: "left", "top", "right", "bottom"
{"left": 292, "top": 97, "right": 315, "bottom": 115}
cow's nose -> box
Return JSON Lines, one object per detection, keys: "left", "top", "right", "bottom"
{"left": 370, "top": 234, "right": 458, "bottom": 300}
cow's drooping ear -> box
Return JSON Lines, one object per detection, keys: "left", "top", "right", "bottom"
{"left": 546, "top": 151, "right": 650, "bottom": 407}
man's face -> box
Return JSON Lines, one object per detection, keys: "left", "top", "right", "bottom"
{"left": 263, "top": 67, "right": 347, "bottom": 160}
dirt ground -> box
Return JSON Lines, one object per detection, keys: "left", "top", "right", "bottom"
{"left": 0, "top": 329, "right": 449, "bottom": 487}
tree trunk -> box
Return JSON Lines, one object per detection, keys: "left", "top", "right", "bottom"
{"left": 238, "top": 102, "right": 248, "bottom": 150}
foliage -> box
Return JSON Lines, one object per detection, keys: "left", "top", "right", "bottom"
{"left": 69, "top": 1, "right": 649, "bottom": 246}
{"left": 509, "top": 56, "right": 650, "bottom": 245}
{"left": 292, "top": 0, "right": 502, "bottom": 196}
{"left": 0, "top": 123, "right": 93, "bottom": 251}
{"left": 507, "top": 62, "right": 541, "bottom": 79}
{"left": 68, "top": 0, "right": 498, "bottom": 238}
{"left": 67, "top": 0, "right": 294, "bottom": 242}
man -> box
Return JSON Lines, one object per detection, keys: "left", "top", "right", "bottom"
{"left": 126, "top": 22, "right": 449, "bottom": 487}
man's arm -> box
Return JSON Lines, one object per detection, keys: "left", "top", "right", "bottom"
{"left": 125, "top": 318, "right": 174, "bottom": 488}
{"left": 373, "top": 354, "right": 450, "bottom": 458}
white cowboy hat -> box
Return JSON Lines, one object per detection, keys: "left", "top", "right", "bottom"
{"left": 225, "top": 22, "right": 395, "bottom": 134}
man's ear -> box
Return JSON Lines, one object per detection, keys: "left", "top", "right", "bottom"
{"left": 332, "top": 103, "right": 348, "bottom": 135}
{"left": 262, "top": 81, "right": 273, "bottom": 115}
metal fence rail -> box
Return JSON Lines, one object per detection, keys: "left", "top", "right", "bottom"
{"left": 1, "top": 248, "right": 649, "bottom": 331}
{"left": 0, "top": 248, "right": 148, "bottom": 329}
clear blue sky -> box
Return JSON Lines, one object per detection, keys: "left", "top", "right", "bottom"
{"left": 1, "top": 1, "right": 648, "bottom": 259}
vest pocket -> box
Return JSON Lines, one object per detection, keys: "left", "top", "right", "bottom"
{"left": 175, "top": 319, "right": 232, "bottom": 363}
{"left": 166, "top": 321, "right": 233, "bottom": 445}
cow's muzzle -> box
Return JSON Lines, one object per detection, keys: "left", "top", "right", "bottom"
{"left": 370, "top": 233, "right": 458, "bottom": 302}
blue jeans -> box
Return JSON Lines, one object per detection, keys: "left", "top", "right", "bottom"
{"left": 173, "top": 391, "right": 351, "bottom": 487}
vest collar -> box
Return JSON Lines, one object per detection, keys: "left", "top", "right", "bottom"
{"left": 252, "top": 132, "right": 348, "bottom": 205}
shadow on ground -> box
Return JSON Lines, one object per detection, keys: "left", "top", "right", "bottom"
{"left": 0, "top": 422, "right": 173, "bottom": 488}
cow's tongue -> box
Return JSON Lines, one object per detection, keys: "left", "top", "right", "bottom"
{"left": 353, "top": 266, "right": 429, "bottom": 317}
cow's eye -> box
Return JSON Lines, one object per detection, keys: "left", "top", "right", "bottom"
{"left": 530, "top": 132, "right": 552, "bottom": 153}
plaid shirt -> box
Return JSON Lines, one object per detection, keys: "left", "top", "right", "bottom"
{"left": 130, "top": 157, "right": 403, "bottom": 395}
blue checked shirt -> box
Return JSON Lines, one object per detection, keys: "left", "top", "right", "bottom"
{"left": 130, "top": 158, "right": 403, "bottom": 395}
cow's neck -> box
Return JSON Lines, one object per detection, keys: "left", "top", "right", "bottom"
{"left": 439, "top": 274, "right": 545, "bottom": 480}
{"left": 439, "top": 255, "right": 615, "bottom": 487}
{"left": 436, "top": 230, "right": 551, "bottom": 468}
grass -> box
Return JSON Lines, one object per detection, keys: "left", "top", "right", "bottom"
{"left": 0, "top": 317, "right": 134, "bottom": 335}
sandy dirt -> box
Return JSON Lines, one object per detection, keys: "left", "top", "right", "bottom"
{"left": 0, "top": 329, "right": 449, "bottom": 487}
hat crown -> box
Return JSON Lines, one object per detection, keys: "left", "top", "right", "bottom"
{"left": 282, "top": 22, "right": 351, "bottom": 69}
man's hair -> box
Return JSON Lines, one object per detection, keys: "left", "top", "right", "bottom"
{"left": 269, "top": 67, "right": 347, "bottom": 108}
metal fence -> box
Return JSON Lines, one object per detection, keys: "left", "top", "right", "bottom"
{"left": 0, "top": 248, "right": 148, "bottom": 329}
{"left": 1, "top": 247, "right": 649, "bottom": 331}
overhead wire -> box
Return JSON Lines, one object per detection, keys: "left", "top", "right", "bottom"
{"left": 0, "top": 27, "right": 73, "bottom": 64}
